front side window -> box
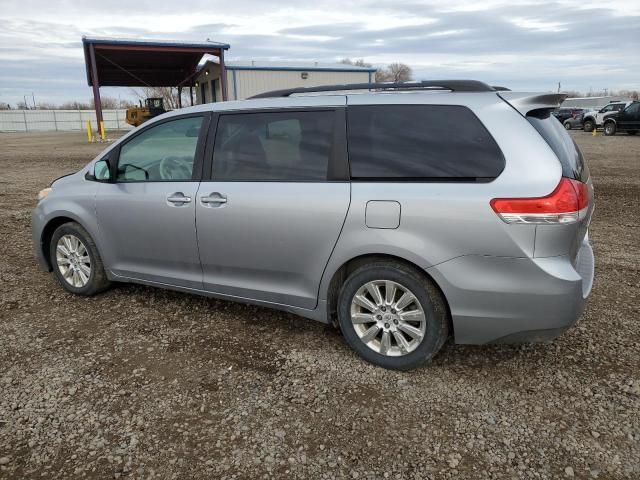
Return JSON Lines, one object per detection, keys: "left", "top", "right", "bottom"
{"left": 347, "top": 105, "right": 504, "bottom": 180}
{"left": 117, "top": 116, "right": 203, "bottom": 182}
{"left": 212, "top": 111, "right": 335, "bottom": 181}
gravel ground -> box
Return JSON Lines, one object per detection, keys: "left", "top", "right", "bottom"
{"left": 0, "top": 131, "right": 639, "bottom": 479}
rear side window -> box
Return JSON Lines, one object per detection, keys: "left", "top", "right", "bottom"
{"left": 212, "top": 111, "right": 335, "bottom": 181}
{"left": 527, "top": 111, "right": 589, "bottom": 182}
{"left": 347, "top": 105, "right": 504, "bottom": 180}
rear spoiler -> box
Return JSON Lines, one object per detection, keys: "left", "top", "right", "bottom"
{"left": 497, "top": 92, "right": 567, "bottom": 116}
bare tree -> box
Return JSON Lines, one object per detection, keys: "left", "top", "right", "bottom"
{"left": 60, "top": 101, "right": 91, "bottom": 110}
{"left": 341, "top": 58, "right": 414, "bottom": 83}
{"left": 131, "top": 87, "right": 189, "bottom": 110}
{"left": 340, "top": 58, "right": 373, "bottom": 68}
{"left": 376, "top": 63, "right": 413, "bottom": 83}
{"left": 36, "top": 101, "right": 59, "bottom": 110}
{"left": 96, "top": 97, "right": 120, "bottom": 109}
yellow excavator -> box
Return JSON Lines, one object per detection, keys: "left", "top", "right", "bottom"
{"left": 125, "top": 98, "right": 167, "bottom": 127}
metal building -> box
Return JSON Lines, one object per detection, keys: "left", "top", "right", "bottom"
{"left": 193, "top": 60, "right": 376, "bottom": 103}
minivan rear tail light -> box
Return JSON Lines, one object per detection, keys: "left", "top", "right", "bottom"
{"left": 490, "top": 178, "right": 589, "bottom": 224}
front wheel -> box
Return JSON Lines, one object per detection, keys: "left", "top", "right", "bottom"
{"left": 337, "top": 261, "right": 449, "bottom": 370}
{"left": 604, "top": 122, "right": 616, "bottom": 136}
{"left": 564, "top": 121, "right": 572, "bottom": 130}
{"left": 50, "top": 222, "right": 111, "bottom": 295}
{"left": 583, "top": 119, "right": 595, "bottom": 132}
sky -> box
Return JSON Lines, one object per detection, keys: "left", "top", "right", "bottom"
{"left": 1, "top": 0, "right": 639, "bottom": 106}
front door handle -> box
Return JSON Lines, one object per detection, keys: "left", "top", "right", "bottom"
{"left": 167, "top": 192, "right": 192, "bottom": 205}
{"left": 201, "top": 193, "right": 227, "bottom": 206}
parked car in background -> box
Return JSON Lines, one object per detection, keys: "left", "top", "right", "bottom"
{"left": 603, "top": 101, "right": 640, "bottom": 136}
{"left": 552, "top": 107, "right": 583, "bottom": 125}
{"left": 582, "top": 101, "right": 630, "bottom": 132}
{"left": 553, "top": 108, "right": 585, "bottom": 130}
{"left": 32, "top": 81, "right": 595, "bottom": 370}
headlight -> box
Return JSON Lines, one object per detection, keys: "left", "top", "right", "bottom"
{"left": 37, "top": 187, "right": 52, "bottom": 201}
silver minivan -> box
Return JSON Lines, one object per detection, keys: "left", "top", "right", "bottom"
{"left": 32, "top": 81, "right": 595, "bottom": 370}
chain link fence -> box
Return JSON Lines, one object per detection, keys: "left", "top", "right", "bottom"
{"left": 0, "top": 110, "right": 133, "bottom": 133}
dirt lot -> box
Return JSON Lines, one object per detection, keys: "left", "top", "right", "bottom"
{"left": 0, "top": 131, "right": 638, "bottom": 479}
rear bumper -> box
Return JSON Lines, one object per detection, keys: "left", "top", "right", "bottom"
{"left": 428, "top": 239, "right": 594, "bottom": 344}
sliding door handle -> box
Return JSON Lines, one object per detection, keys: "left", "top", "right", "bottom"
{"left": 201, "top": 193, "right": 227, "bottom": 205}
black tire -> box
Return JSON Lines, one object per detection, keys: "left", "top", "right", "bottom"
{"left": 337, "top": 261, "right": 449, "bottom": 370}
{"left": 50, "top": 222, "right": 111, "bottom": 295}
{"left": 627, "top": 130, "right": 637, "bottom": 136}
{"left": 583, "top": 119, "right": 595, "bottom": 132}
{"left": 604, "top": 121, "right": 616, "bottom": 136}
{"left": 563, "top": 121, "right": 572, "bottom": 130}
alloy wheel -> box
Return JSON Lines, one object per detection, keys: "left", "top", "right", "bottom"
{"left": 56, "top": 234, "right": 91, "bottom": 288}
{"left": 350, "top": 280, "right": 427, "bottom": 356}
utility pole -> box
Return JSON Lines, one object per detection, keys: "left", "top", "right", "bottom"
{"left": 23, "top": 95, "right": 28, "bottom": 110}
{"left": 557, "top": 82, "right": 561, "bottom": 93}
{"left": 32, "top": 92, "right": 36, "bottom": 109}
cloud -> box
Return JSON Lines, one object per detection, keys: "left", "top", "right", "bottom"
{"left": 0, "top": 0, "right": 638, "bottom": 105}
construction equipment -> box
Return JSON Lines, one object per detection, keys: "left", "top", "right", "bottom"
{"left": 125, "top": 98, "right": 167, "bottom": 127}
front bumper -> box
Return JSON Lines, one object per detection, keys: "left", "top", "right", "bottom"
{"left": 31, "top": 205, "right": 51, "bottom": 271}
{"left": 428, "top": 239, "right": 594, "bottom": 344}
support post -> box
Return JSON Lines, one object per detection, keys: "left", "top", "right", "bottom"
{"left": 53, "top": 110, "right": 58, "bottom": 131}
{"left": 86, "top": 120, "right": 94, "bottom": 142}
{"left": 178, "top": 86, "right": 183, "bottom": 109}
{"left": 88, "top": 44, "right": 104, "bottom": 129}
{"left": 189, "top": 86, "right": 194, "bottom": 106}
{"left": 219, "top": 49, "right": 228, "bottom": 101}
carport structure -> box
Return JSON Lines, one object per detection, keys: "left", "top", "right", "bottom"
{"left": 82, "top": 37, "right": 230, "bottom": 128}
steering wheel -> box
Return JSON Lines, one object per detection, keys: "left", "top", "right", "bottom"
{"left": 159, "top": 156, "right": 192, "bottom": 180}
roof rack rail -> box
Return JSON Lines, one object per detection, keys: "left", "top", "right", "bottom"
{"left": 249, "top": 80, "right": 496, "bottom": 99}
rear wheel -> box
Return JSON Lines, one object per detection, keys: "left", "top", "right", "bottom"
{"left": 50, "top": 222, "right": 110, "bottom": 295}
{"left": 583, "top": 119, "right": 595, "bottom": 132}
{"left": 604, "top": 121, "right": 616, "bottom": 136}
{"left": 564, "top": 121, "right": 572, "bottom": 130}
{"left": 337, "top": 261, "right": 449, "bottom": 370}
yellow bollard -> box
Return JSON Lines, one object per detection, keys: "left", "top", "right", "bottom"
{"left": 86, "top": 121, "right": 94, "bottom": 142}
{"left": 592, "top": 127, "right": 597, "bottom": 137}
{"left": 99, "top": 121, "right": 106, "bottom": 141}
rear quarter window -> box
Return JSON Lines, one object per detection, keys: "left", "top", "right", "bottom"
{"left": 347, "top": 105, "right": 504, "bottom": 180}
{"left": 527, "top": 110, "right": 589, "bottom": 182}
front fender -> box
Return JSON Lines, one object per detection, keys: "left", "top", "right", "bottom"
{"left": 32, "top": 175, "right": 100, "bottom": 270}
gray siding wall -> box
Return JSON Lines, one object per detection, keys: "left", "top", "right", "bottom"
{"left": 194, "top": 66, "right": 372, "bottom": 103}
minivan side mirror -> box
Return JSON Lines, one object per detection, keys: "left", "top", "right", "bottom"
{"left": 85, "top": 158, "right": 113, "bottom": 182}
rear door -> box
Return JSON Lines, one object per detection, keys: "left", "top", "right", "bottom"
{"left": 196, "top": 106, "right": 350, "bottom": 309}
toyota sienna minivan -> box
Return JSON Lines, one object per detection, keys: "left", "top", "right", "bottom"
{"left": 32, "top": 81, "right": 595, "bottom": 370}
